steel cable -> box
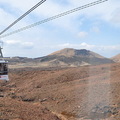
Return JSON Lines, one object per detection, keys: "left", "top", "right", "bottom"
{"left": 0, "top": 0, "right": 46, "bottom": 36}
{"left": 0, "top": 0, "right": 108, "bottom": 38}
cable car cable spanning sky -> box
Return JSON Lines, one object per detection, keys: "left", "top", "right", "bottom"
{"left": 0, "top": 0, "right": 46, "bottom": 36}
{"left": 0, "top": 0, "right": 108, "bottom": 39}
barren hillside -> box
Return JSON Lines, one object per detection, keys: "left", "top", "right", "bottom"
{"left": 0, "top": 62, "right": 120, "bottom": 120}
{"left": 111, "top": 54, "right": 120, "bottom": 62}
{"left": 35, "top": 48, "right": 114, "bottom": 67}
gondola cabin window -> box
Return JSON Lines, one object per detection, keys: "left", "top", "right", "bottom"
{"left": 0, "top": 61, "right": 9, "bottom": 81}
{"left": 0, "top": 63, "right": 8, "bottom": 74}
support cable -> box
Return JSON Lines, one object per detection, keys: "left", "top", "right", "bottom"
{"left": 0, "top": 0, "right": 108, "bottom": 38}
{"left": 0, "top": 0, "right": 46, "bottom": 36}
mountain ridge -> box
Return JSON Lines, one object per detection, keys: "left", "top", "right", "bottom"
{"left": 49, "top": 48, "right": 104, "bottom": 58}
{"left": 35, "top": 48, "right": 114, "bottom": 67}
{"left": 4, "top": 48, "right": 115, "bottom": 68}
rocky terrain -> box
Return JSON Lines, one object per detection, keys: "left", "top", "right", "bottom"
{"left": 0, "top": 62, "right": 120, "bottom": 120}
{"left": 0, "top": 97, "right": 61, "bottom": 120}
{"left": 5, "top": 48, "right": 114, "bottom": 68}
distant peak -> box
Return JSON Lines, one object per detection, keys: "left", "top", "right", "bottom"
{"left": 49, "top": 48, "right": 104, "bottom": 58}
{"left": 49, "top": 48, "right": 75, "bottom": 57}
{"left": 62, "top": 48, "right": 74, "bottom": 50}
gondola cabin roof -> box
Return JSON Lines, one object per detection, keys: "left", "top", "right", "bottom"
{"left": 0, "top": 60, "right": 8, "bottom": 63}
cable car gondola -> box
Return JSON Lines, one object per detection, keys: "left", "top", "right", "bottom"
{"left": 0, "top": 44, "right": 9, "bottom": 81}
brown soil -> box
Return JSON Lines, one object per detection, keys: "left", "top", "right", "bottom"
{"left": 0, "top": 63, "right": 120, "bottom": 120}
{"left": 0, "top": 97, "right": 60, "bottom": 120}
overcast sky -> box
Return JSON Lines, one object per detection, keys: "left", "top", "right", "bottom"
{"left": 0, "top": 0, "right": 120, "bottom": 58}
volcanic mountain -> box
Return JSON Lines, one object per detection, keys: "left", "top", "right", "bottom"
{"left": 35, "top": 48, "right": 114, "bottom": 67}
{"left": 111, "top": 54, "right": 120, "bottom": 62}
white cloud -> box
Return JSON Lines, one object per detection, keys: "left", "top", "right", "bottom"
{"left": 110, "top": 8, "right": 120, "bottom": 26}
{"left": 21, "top": 42, "right": 34, "bottom": 49}
{"left": 54, "top": 42, "right": 95, "bottom": 50}
{"left": 0, "top": 8, "right": 16, "bottom": 31}
{"left": 100, "top": 45, "right": 120, "bottom": 51}
{"left": 90, "top": 26, "right": 100, "bottom": 33}
{"left": 67, "top": 0, "right": 120, "bottom": 26}
{"left": 4, "top": 40, "right": 34, "bottom": 49}
{"left": 78, "top": 31, "right": 88, "bottom": 38}
{"left": 5, "top": 40, "right": 21, "bottom": 45}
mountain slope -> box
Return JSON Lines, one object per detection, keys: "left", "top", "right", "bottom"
{"left": 111, "top": 54, "right": 120, "bottom": 62}
{"left": 35, "top": 48, "right": 114, "bottom": 67}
